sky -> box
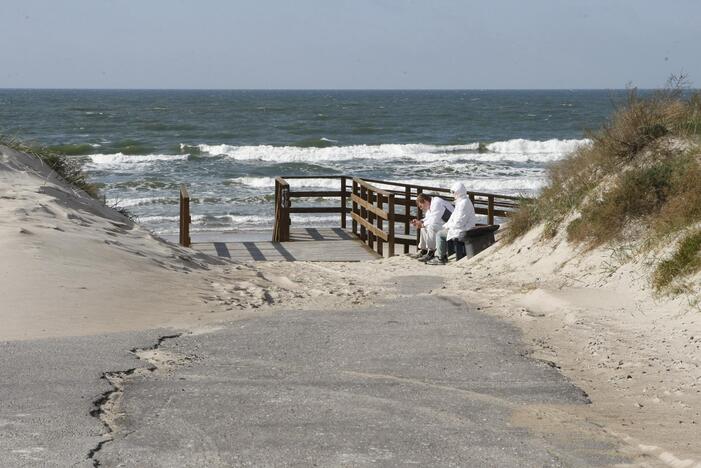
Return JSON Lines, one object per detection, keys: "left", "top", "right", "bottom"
{"left": 1, "top": 0, "right": 699, "bottom": 89}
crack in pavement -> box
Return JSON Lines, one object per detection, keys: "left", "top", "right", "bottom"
{"left": 85, "top": 333, "right": 182, "bottom": 467}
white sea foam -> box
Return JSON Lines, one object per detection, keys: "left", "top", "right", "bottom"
{"left": 106, "top": 197, "right": 175, "bottom": 208}
{"left": 229, "top": 176, "right": 543, "bottom": 194}
{"left": 485, "top": 138, "right": 589, "bottom": 157}
{"left": 192, "top": 139, "right": 588, "bottom": 164}
{"left": 140, "top": 213, "right": 338, "bottom": 226}
{"left": 229, "top": 177, "right": 342, "bottom": 189}
{"left": 87, "top": 153, "right": 189, "bottom": 166}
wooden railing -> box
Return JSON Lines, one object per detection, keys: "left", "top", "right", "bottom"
{"left": 273, "top": 175, "right": 350, "bottom": 242}
{"left": 351, "top": 178, "right": 396, "bottom": 256}
{"left": 270, "top": 175, "right": 524, "bottom": 257}
{"left": 179, "top": 184, "right": 191, "bottom": 247}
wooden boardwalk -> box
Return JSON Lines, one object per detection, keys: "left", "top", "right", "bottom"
{"left": 186, "top": 228, "right": 380, "bottom": 262}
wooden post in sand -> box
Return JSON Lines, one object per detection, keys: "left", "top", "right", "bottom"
{"left": 179, "top": 184, "right": 191, "bottom": 247}
{"left": 403, "top": 186, "right": 411, "bottom": 254}
{"left": 340, "top": 176, "right": 347, "bottom": 229}
{"left": 388, "top": 193, "right": 396, "bottom": 257}
{"left": 352, "top": 179, "right": 359, "bottom": 237}
{"left": 487, "top": 195, "right": 495, "bottom": 225}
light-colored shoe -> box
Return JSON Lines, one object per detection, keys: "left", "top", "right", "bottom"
{"left": 410, "top": 250, "right": 428, "bottom": 259}
{"left": 425, "top": 256, "right": 447, "bottom": 265}
{"left": 419, "top": 251, "right": 435, "bottom": 262}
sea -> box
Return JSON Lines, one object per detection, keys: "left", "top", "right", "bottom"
{"left": 0, "top": 89, "right": 627, "bottom": 235}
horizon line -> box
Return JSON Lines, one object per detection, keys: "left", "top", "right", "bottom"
{"left": 0, "top": 87, "right": 683, "bottom": 92}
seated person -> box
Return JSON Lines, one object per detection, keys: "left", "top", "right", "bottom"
{"left": 410, "top": 193, "right": 454, "bottom": 262}
{"left": 426, "top": 182, "right": 477, "bottom": 265}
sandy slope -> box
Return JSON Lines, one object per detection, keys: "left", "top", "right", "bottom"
{"left": 0, "top": 146, "right": 378, "bottom": 341}
{"left": 324, "top": 228, "right": 701, "bottom": 466}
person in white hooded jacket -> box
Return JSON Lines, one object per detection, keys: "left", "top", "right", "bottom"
{"left": 426, "top": 182, "right": 477, "bottom": 265}
{"left": 410, "top": 193, "right": 454, "bottom": 261}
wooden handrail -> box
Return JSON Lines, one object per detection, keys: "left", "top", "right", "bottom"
{"left": 350, "top": 193, "right": 389, "bottom": 220}
{"left": 352, "top": 177, "right": 392, "bottom": 197}
{"left": 360, "top": 177, "right": 522, "bottom": 201}
{"left": 179, "top": 184, "right": 191, "bottom": 247}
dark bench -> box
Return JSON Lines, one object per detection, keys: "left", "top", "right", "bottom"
{"left": 452, "top": 224, "right": 499, "bottom": 260}
{"left": 394, "top": 224, "right": 499, "bottom": 259}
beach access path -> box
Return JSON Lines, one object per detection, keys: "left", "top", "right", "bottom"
{"left": 1, "top": 275, "right": 630, "bottom": 467}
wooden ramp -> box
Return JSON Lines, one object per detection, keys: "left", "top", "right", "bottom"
{"left": 187, "top": 228, "right": 379, "bottom": 262}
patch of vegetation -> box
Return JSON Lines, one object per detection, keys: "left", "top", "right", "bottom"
{"left": 507, "top": 76, "right": 701, "bottom": 246}
{"left": 0, "top": 134, "right": 99, "bottom": 198}
{"left": 654, "top": 229, "right": 701, "bottom": 290}
{"left": 506, "top": 76, "right": 701, "bottom": 292}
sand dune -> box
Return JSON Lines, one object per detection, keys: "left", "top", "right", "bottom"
{"left": 0, "top": 145, "right": 376, "bottom": 342}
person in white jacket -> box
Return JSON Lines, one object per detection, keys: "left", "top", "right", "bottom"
{"left": 426, "top": 182, "right": 477, "bottom": 265}
{"left": 410, "top": 193, "right": 454, "bottom": 261}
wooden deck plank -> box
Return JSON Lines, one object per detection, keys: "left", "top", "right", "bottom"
{"left": 189, "top": 228, "right": 379, "bottom": 262}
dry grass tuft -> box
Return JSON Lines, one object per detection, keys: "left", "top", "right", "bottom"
{"left": 506, "top": 76, "right": 701, "bottom": 291}
{"left": 0, "top": 134, "right": 99, "bottom": 198}
{"left": 654, "top": 229, "right": 701, "bottom": 290}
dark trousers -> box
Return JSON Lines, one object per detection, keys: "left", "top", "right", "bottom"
{"left": 437, "top": 233, "right": 467, "bottom": 261}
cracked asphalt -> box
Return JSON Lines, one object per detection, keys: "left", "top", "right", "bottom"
{"left": 1, "top": 276, "right": 630, "bottom": 466}
{"left": 0, "top": 329, "right": 167, "bottom": 467}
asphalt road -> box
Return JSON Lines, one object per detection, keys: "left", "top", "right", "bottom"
{"left": 1, "top": 275, "right": 629, "bottom": 467}
{"left": 0, "top": 329, "right": 165, "bottom": 467}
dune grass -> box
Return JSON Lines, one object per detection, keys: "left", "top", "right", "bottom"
{"left": 0, "top": 134, "right": 99, "bottom": 198}
{"left": 654, "top": 229, "right": 701, "bottom": 290}
{"left": 506, "top": 77, "right": 701, "bottom": 291}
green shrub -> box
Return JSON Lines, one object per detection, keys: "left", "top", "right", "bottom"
{"left": 508, "top": 78, "right": 701, "bottom": 246}
{"left": 565, "top": 153, "right": 701, "bottom": 246}
{"left": 654, "top": 229, "right": 701, "bottom": 290}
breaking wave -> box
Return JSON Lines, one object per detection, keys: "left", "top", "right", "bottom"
{"left": 85, "top": 153, "right": 189, "bottom": 169}
{"left": 190, "top": 138, "right": 589, "bottom": 164}
{"left": 229, "top": 176, "right": 544, "bottom": 194}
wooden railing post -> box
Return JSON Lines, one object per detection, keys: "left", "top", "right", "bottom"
{"left": 403, "top": 186, "right": 411, "bottom": 254}
{"left": 352, "top": 179, "right": 359, "bottom": 237}
{"left": 388, "top": 193, "right": 395, "bottom": 257}
{"left": 179, "top": 184, "right": 191, "bottom": 247}
{"left": 273, "top": 179, "right": 280, "bottom": 241}
{"left": 415, "top": 187, "right": 423, "bottom": 246}
{"left": 359, "top": 183, "right": 367, "bottom": 241}
{"left": 376, "top": 192, "right": 384, "bottom": 256}
{"left": 282, "top": 185, "right": 290, "bottom": 241}
{"left": 367, "top": 188, "right": 374, "bottom": 250}
{"left": 340, "top": 176, "right": 347, "bottom": 229}
{"left": 487, "top": 195, "right": 495, "bottom": 225}
{"left": 273, "top": 177, "right": 291, "bottom": 242}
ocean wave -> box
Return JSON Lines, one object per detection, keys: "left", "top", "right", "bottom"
{"left": 292, "top": 137, "right": 339, "bottom": 148}
{"left": 229, "top": 177, "right": 343, "bottom": 189}
{"left": 106, "top": 197, "right": 178, "bottom": 208}
{"left": 47, "top": 143, "right": 100, "bottom": 155}
{"left": 485, "top": 138, "right": 589, "bottom": 156}
{"left": 140, "top": 213, "right": 339, "bottom": 226}
{"left": 229, "top": 176, "right": 543, "bottom": 194}
{"left": 191, "top": 139, "right": 588, "bottom": 164}
{"left": 86, "top": 153, "right": 189, "bottom": 166}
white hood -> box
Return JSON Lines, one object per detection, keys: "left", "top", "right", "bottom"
{"left": 451, "top": 182, "right": 467, "bottom": 199}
